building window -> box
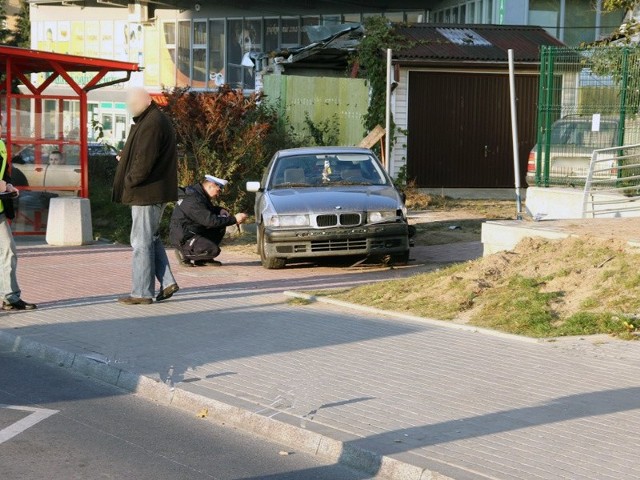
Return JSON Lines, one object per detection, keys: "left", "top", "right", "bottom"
{"left": 406, "top": 11, "right": 426, "bottom": 23}
{"left": 302, "top": 16, "right": 320, "bottom": 44}
{"left": 192, "top": 21, "right": 207, "bottom": 84}
{"left": 209, "top": 19, "right": 225, "bottom": 87}
{"left": 385, "top": 12, "right": 404, "bottom": 23}
{"left": 264, "top": 17, "right": 280, "bottom": 53}
{"left": 529, "top": 0, "right": 560, "bottom": 38}
{"left": 343, "top": 13, "right": 361, "bottom": 23}
{"left": 281, "top": 17, "right": 301, "bottom": 47}
{"left": 177, "top": 20, "right": 191, "bottom": 87}
{"left": 322, "top": 15, "right": 341, "bottom": 25}
{"left": 227, "top": 18, "right": 262, "bottom": 90}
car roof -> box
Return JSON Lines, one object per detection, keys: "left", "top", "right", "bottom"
{"left": 276, "top": 146, "right": 374, "bottom": 158}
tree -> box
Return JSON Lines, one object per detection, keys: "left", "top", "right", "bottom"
{"left": 12, "top": 0, "right": 30, "bottom": 48}
{"left": 0, "top": 0, "right": 13, "bottom": 45}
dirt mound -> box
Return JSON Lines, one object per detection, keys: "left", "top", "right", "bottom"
{"left": 335, "top": 236, "right": 640, "bottom": 338}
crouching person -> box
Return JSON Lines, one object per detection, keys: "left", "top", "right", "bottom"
{"left": 170, "top": 175, "right": 248, "bottom": 266}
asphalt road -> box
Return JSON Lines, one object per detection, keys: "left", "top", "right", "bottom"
{"left": 0, "top": 349, "right": 368, "bottom": 480}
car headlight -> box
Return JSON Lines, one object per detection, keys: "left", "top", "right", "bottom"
{"left": 268, "top": 214, "right": 310, "bottom": 227}
{"left": 368, "top": 210, "right": 399, "bottom": 223}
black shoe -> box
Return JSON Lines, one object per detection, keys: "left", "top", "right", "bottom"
{"left": 156, "top": 284, "right": 179, "bottom": 302}
{"left": 202, "top": 260, "right": 222, "bottom": 267}
{"left": 2, "top": 299, "right": 37, "bottom": 311}
{"left": 117, "top": 296, "right": 153, "bottom": 305}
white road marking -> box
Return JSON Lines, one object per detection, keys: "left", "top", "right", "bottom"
{"left": 0, "top": 405, "right": 59, "bottom": 444}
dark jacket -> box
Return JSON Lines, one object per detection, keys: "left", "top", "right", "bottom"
{"left": 112, "top": 102, "right": 178, "bottom": 206}
{"left": 169, "top": 183, "right": 237, "bottom": 246}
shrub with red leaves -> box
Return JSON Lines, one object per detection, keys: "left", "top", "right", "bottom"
{"left": 161, "top": 86, "right": 279, "bottom": 213}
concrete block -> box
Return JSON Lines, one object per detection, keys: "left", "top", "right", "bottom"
{"left": 526, "top": 186, "right": 640, "bottom": 220}
{"left": 46, "top": 197, "right": 93, "bottom": 246}
{"left": 481, "top": 220, "right": 569, "bottom": 256}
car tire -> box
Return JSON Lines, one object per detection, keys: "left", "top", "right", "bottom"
{"left": 259, "top": 226, "right": 287, "bottom": 270}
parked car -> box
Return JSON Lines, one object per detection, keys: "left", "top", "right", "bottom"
{"left": 527, "top": 115, "right": 620, "bottom": 186}
{"left": 247, "top": 147, "right": 410, "bottom": 269}
{"left": 10, "top": 142, "right": 118, "bottom": 193}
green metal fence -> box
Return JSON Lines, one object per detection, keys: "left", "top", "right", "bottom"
{"left": 535, "top": 46, "right": 640, "bottom": 187}
{"left": 262, "top": 74, "right": 369, "bottom": 147}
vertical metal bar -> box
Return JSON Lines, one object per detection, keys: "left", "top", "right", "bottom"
{"left": 385, "top": 48, "right": 392, "bottom": 174}
{"left": 80, "top": 95, "right": 89, "bottom": 198}
{"left": 508, "top": 49, "right": 522, "bottom": 218}
{"left": 58, "top": 98, "right": 64, "bottom": 143}
{"left": 559, "top": 0, "right": 566, "bottom": 42}
{"left": 543, "top": 46, "right": 556, "bottom": 187}
{"left": 582, "top": 148, "right": 598, "bottom": 218}
{"left": 617, "top": 48, "right": 629, "bottom": 167}
{"left": 535, "top": 45, "right": 547, "bottom": 186}
{"left": 595, "top": 0, "right": 602, "bottom": 39}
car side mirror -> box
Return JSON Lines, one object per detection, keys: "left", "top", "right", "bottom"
{"left": 246, "top": 181, "right": 262, "bottom": 193}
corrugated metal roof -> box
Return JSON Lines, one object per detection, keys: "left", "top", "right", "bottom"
{"left": 396, "top": 24, "right": 565, "bottom": 63}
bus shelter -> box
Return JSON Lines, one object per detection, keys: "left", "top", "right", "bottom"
{"left": 0, "top": 46, "right": 139, "bottom": 234}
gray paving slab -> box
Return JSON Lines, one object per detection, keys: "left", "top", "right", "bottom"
{"left": 2, "top": 242, "right": 640, "bottom": 479}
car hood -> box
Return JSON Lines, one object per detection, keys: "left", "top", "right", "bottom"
{"left": 266, "top": 185, "right": 402, "bottom": 214}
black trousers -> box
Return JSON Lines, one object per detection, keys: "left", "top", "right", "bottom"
{"left": 179, "top": 227, "right": 226, "bottom": 261}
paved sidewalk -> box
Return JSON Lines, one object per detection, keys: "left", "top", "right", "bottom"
{"left": 3, "top": 240, "right": 640, "bottom": 479}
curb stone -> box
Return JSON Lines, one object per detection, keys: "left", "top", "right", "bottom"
{"left": 283, "top": 291, "right": 542, "bottom": 344}
{"left": 0, "top": 329, "right": 454, "bottom": 480}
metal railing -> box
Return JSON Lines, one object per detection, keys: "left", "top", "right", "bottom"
{"left": 582, "top": 143, "right": 640, "bottom": 218}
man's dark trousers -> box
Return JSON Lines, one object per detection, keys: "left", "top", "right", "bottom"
{"left": 180, "top": 227, "right": 226, "bottom": 261}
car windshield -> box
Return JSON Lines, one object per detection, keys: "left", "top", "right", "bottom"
{"left": 550, "top": 120, "right": 618, "bottom": 148}
{"left": 269, "top": 153, "right": 389, "bottom": 189}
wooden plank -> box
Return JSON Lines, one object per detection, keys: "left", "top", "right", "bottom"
{"left": 359, "top": 124, "right": 386, "bottom": 149}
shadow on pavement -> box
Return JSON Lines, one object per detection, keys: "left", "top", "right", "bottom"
{"left": 237, "top": 386, "right": 640, "bottom": 479}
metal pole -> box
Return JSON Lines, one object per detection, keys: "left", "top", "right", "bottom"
{"left": 617, "top": 47, "right": 629, "bottom": 181}
{"left": 508, "top": 49, "right": 523, "bottom": 219}
{"left": 535, "top": 45, "right": 547, "bottom": 186}
{"left": 385, "top": 48, "right": 392, "bottom": 174}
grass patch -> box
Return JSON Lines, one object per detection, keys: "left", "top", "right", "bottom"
{"left": 331, "top": 236, "right": 640, "bottom": 339}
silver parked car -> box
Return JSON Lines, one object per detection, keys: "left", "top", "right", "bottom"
{"left": 247, "top": 147, "right": 410, "bottom": 269}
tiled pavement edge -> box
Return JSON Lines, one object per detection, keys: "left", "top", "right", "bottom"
{"left": 3, "top": 240, "right": 640, "bottom": 479}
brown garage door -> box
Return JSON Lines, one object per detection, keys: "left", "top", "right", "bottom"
{"left": 407, "top": 71, "right": 539, "bottom": 188}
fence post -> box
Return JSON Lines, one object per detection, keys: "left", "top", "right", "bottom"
{"left": 536, "top": 46, "right": 548, "bottom": 187}
{"left": 542, "top": 46, "right": 556, "bottom": 187}
{"left": 617, "top": 47, "right": 629, "bottom": 180}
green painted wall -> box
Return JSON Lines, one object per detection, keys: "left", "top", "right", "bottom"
{"left": 263, "top": 74, "right": 369, "bottom": 146}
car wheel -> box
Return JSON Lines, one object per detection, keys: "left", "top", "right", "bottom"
{"left": 259, "top": 226, "right": 286, "bottom": 270}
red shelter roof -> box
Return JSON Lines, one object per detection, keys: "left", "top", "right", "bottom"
{"left": 0, "top": 45, "right": 140, "bottom": 76}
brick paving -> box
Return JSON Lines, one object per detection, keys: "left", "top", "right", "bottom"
{"left": 3, "top": 239, "right": 640, "bottom": 479}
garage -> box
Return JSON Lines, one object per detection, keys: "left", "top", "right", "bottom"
{"left": 391, "top": 25, "right": 564, "bottom": 189}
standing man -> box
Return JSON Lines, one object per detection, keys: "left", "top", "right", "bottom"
{"left": 170, "top": 175, "right": 248, "bottom": 266}
{"left": 0, "top": 136, "right": 36, "bottom": 310}
{"left": 113, "top": 88, "right": 179, "bottom": 305}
